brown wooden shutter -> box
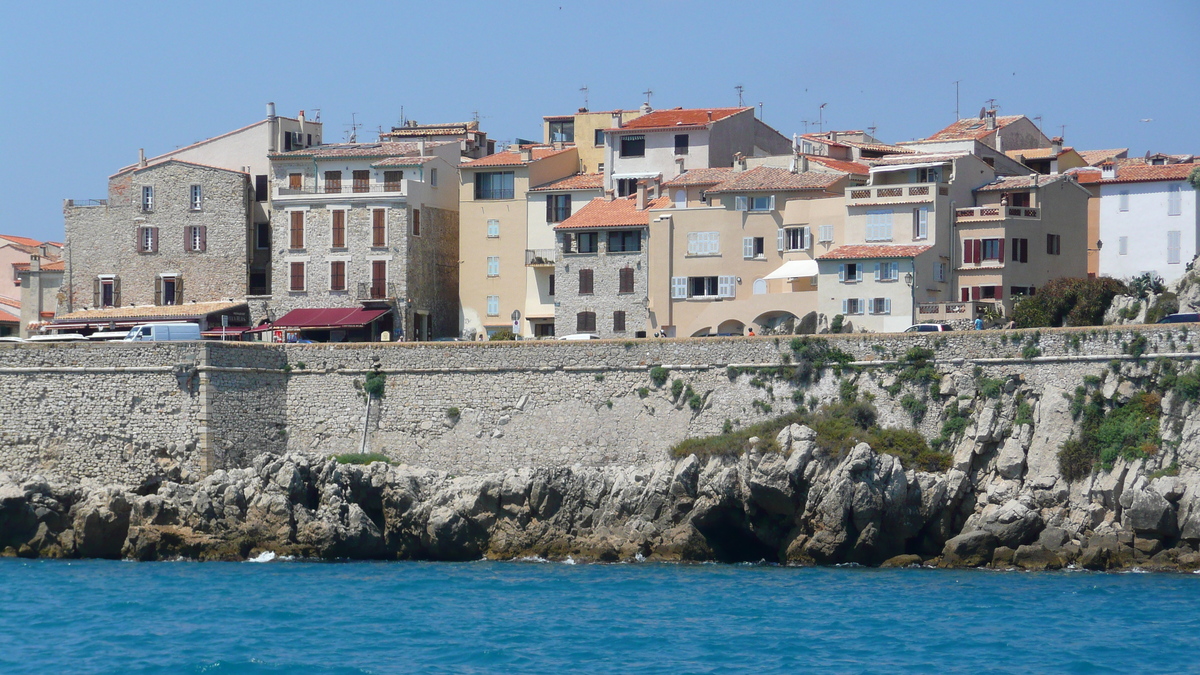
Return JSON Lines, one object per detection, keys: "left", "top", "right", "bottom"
{"left": 619, "top": 267, "right": 634, "bottom": 294}
{"left": 333, "top": 210, "right": 346, "bottom": 248}
{"left": 154, "top": 277, "right": 162, "bottom": 305}
{"left": 185, "top": 226, "right": 192, "bottom": 251}
{"left": 151, "top": 227, "right": 159, "bottom": 253}
{"left": 93, "top": 278, "right": 100, "bottom": 307}
{"left": 372, "top": 209, "right": 386, "bottom": 246}
{"left": 290, "top": 211, "right": 304, "bottom": 248}
{"left": 997, "top": 238, "right": 1004, "bottom": 263}
{"left": 546, "top": 195, "right": 554, "bottom": 223}
{"left": 112, "top": 277, "right": 121, "bottom": 307}
{"left": 199, "top": 226, "right": 207, "bottom": 252}
{"left": 563, "top": 233, "right": 573, "bottom": 253}
{"left": 613, "top": 311, "right": 625, "bottom": 332}
{"left": 135, "top": 227, "right": 143, "bottom": 252}
{"left": 175, "top": 276, "right": 184, "bottom": 304}
{"left": 971, "top": 286, "right": 981, "bottom": 301}
{"left": 412, "top": 209, "right": 420, "bottom": 236}
{"left": 994, "top": 285, "right": 1003, "bottom": 300}
{"left": 579, "top": 268, "right": 593, "bottom": 294}
{"left": 961, "top": 288, "right": 969, "bottom": 302}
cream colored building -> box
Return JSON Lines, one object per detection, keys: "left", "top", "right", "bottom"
{"left": 542, "top": 109, "right": 644, "bottom": 174}
{"left": 458, "top": 146, "right": 580, "bottom": 337}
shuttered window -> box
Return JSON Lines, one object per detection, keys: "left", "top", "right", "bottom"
{"left": 619, "top": 267, "right": 634, "bottom": 294}
{"left": 324, "top": 171, "right": 342, "bottom": 193}
{"left": 1169, "top": 184, "right": 1182, "bottom": 216}
{"left": 330, "top": 261, "right": 346, "bottom": 291}
{"left": 137, "top": 226, "right": 158, "bottom": 253}
{"left": 187, "top": 225, "right": 206, "bottom": 252}
{"left": 1168, "top": 230, "right": 1182, "bottom": 264}
{"left": 671, "top": 277, "right": 687, "bottom": 299}
{"left": 686, "top": 231, "right": 720, "bottom": 256}
{"left": 290, "top": 211, "right": 305, "bottom": 249}
{"left": 412, "top": 209, "right": 421, "bottom": 236}
{"left": 370, "top": 261, "right": 387, "bottom": 299}
{"left": 290, "top": 262, "right": 306, "bottom": 291}
{"left": 384, "top": 171, "right": 403, "bottom": 191}
{"left": 913, "top": 207, "right": 928, "bottom": 240}
{"left": 613, "top": 311, "right": 626, "bottom": 332}
{"left": 332, "top": 210, "right": 346, "bottom": 248}
{"left": 866, "top": 210, "right": 893, "bottom": 241}
{"left": 577, "top": 311, "right": 597, "bottom": 333}
{"left": 372, "top": 209, "right": 387, "bottom": 247}
{"left": 352, "top": 170, "right": 370, "bottom": 193}
{"left": 579, "top": 268, "right": 594, "bottom": 295}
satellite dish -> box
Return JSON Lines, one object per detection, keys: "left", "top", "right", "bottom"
{"left": 1145, "top": 150, "right": 1152, "bottom": 160}
{"left": 979, "top": 107, "right": 987, "bottom": 119}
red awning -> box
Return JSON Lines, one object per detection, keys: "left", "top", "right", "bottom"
{"left": 267, "top": 307, "right": 391, "bottom": 330}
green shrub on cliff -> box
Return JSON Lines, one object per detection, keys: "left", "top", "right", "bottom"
{"left": 331, "top": 452, "right": 392, "bottom": 465}
{"left": 1012, "top": 277, "right": 1127, "bottom": 328}
{"left": 1057, "top": 391, "right": 1162, "bottom": 480}
{"left": 363, "top": 371, "right": 386, "bottom": 399}
{"left": 650, "top": 366, "right": 669, "bottom": 387}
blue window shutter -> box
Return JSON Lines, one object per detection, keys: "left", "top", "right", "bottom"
{"left": 838, "top": 264, "right": 845, "bottom": 281}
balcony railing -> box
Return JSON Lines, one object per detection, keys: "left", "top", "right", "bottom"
{"left": 525, "top": 249, "right": 555, "bottom": 266}
{"left": 848, "top": 183, "right": 947, "bottom": 203}
{"left": 65, "top": 199, "right": 107, "bottom": 207}
{"left": 278, "top": 183, "right": 407, "bottom": 196}
{"left": 356, "top": 281, "right": 400, "bottom": 301}
{"left": 955, "top": 206, "right": 1040, "bottom": 222}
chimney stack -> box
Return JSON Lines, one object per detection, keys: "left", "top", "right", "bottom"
{"left": 604, "top": 189, "right": 615, "bottom": 202}
{"left": 266, "top": 102, "right": 276, "bottom": 120}
{"left": 1051, "top": 136, "right": 1063, "bottom": 154}
{"left": 611, "top": 112, "right": 623, "bottom": 129}
{"left": 706, "top": 110, "right": 713, "bottom": 122}
{"left": 800, "top": 155, "right": 810, "bottom": 173}
{"left": 985, "top": 109, "right": 997, "bottom": 130}
{"left": 138, "top": 148, "right": 146, "bottom": 168}
{"left": 419, "top": 138, "right": 427, "bottom": 156}
{"left": 636, "top": 180, "right": 647, "bottom": 210}
{"left": 1101, "top": 160, "right": 1117, "bottom": 180}
{"left": 520, "top": 146, "right": 533, "bottom": 162}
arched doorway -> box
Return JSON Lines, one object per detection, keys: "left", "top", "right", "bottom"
{"left": 752, "top": 311, "right": 799, "bottom": 335}
{"left": 716, "top": 319, "right": 745, "bottom": 336}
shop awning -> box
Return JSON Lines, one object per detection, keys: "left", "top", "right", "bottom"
{"left": 267, "top": 307, "right": 390, "bottom": 330}
{"left": 763, "top": 259, "right": 819, "bottom": 280}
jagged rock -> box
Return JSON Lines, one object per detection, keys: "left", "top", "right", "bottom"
{"left": 992, "top": 546, "right": 1016, "bottom": 566}
{"left": 995, "top": 434, "right": 1027, "bottom": 479}
{"left": 1121, "top": 478, "right": 1178, "bottom": 537}
{"left": 1014, "top": 544, "right": 1064, "bottom": 570}
{"left": 1037, "top": 526, "right": 1070, "bottom": 551}
{"left": 941, "top": 531, "right": 999, "bottom": 568}
{"left": 980, "top": 500, "right": 1043, "bottom": 548}
{"left": 880, "top": 554, "right": 922, "bottom": 568}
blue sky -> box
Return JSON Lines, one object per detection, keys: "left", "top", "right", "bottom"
{"left": 1, "top": 0, "right": 1196, "bottom": 241}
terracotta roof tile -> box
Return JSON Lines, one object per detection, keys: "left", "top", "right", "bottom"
{"left": 56, "top": 300, "right": 246, "bottom": 322}
{"left": 807, "top": 156, "right": 870, "bottom": 175}
{"left": 1004, "top": 147, "right": 1073, "bottom": 161}
{"left": 12, "top": 260, "right": 65, "bottom": 272}
{"left": 0, "top": 297, "right": 19, "bottom": 309}
{"left": 459, "top": 147, "right": 572, "bottom": 168}
{"left": 1079, "top": 163, "right": 1198, "bottom": 185}
{"left": 818, "top": 245, "right": 933, "bottom": 260}
{"left": 976, "top": 173, "right": 1074, "bottom": 192}
{"left": 381, "top": 121, "right": 479, "bottom": 137}
{"left": 271, "top": 141, "right": 449, "bottom": 160}
{"left": 706, "top": 167, "right": 844, "bottom": 194}
{"left": 870, "top": 152, "right": 969, "bottom": 167}
{"left": 614, "top": 107, "right": 749, "bottom": 131}
{"left": 663, "top": 167, "right": 734, "bottom": 187}
{"left": 0, "top": 235, "right": 44, "bottom": 247}
{"left": 554, "top": 196, "right": 672, "bottom": 230}
{"left": 529, "top": 173, "right": 605, "bottom": 192}
{"left": 926, "top": 115, "right": 1025, "bottom": 141}
{"left": 1077, "top": 149, "right": 1129, "bottom": 166}
{"left": 371, "top": 155, "right": 440, "bottom": 167}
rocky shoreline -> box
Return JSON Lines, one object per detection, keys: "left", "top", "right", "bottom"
{"left": 3, "top": 421, "right": 1198, "bottom": 572}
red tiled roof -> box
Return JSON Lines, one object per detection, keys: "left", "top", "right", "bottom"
{"left": 371, "top": 155, "right": 440, "bottom": 167}
{"left": 976, "top": 173, "right": 1074, "bottom": 192}
{"left": 554, "top": 196, "right": 672, "bottom": 230}
{"left": 0, "top": 235, "right": 44, "bottom": 247}
{"left": 926, "top": 115, "right": 1025, "bottom": 141}
{"left": 1005, "top": 147, "right": 1074, "bottom": 161}
{"left": 382, "top": 121, "right": 479, "bottom": 137}
{"left": 272, "top": 141, "right": 449, "bottom": 160}
{"left": 130, "top": 158, "right": 249, "bottom": 176}
{"left": 614, "top": 107, "right": 749, "bottom": 131}
{"left": 529, "top": 173, "right": 605, "bottom": 192}
{"left": 459, "top": 146, "right": 572, "bottom": 168}
{"left": 817, "top": 245, "right": 933, "bottom": 260}
{"left": 0, "top": 296, "right": 20, "bottom": 309}
{"left": 707, "top": 167, "right": 844, "bottom": 194}
{"left": 56, "top": 300, "right": 246, "bottom": 322}
{"left": 807, "top": 156, "right": 870, "bottom": 175}
{"left": 11, "top": 260, "right": 65, "bottom": 272}
{"left": 870, "top": 152, "right": 969, "bottom": 167}
{"left": 1077, "top": 163, "right": 1198, "bottom": 185}
{"left": 1077, "top": 149, "right": 1128, "bottom": 166}
{"left": 663, "top": 167, "right": 734, "bottom": 187}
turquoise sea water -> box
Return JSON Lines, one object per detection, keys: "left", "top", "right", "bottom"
{"left": 2, "top": 559, "right": 1197, "bottom": 674}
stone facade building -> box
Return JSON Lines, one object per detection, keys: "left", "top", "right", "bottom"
{"left": 268, "top": 141, "right": 460, "bottom": 340}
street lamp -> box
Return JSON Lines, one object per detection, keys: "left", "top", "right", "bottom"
{"left": 905, "top": 272, "right": 915, "bottom": 326}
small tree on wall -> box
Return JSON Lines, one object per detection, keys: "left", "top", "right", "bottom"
{"left": 1189, "top": 166, "right": 1200, "bottom": 191}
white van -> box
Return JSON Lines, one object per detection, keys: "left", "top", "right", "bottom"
{"left": 122, "top": 322, "right": 202, "bottom": 342}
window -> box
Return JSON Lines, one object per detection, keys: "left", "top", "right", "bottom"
{"left": 332, "top": 210, "right": 346, "bottom": 248}
{"left": 1011, "top": 238, "right": 1029, "bottom": 263}
{"left": 254, "top": 175, "right": 268, "bottom": 202}
{"left": 843, "top": 298, "right": 864, "bottom": 315}
{"left": 1047, "top": 234, "right": 1061, "bottom": 255}
{"left": 1118, "top": 236, "right": 1128, "bottom": 256}
{"left": 412, "top": 209, "right": 421, "bottom": 236}
{"left": 579, "top": 268, "right": 594, "bottom": 295}
{"left": 290, "top": 262, "right": 306, "bottom": 291}
{"left": 743, "top": 237, "right": 765, "bottom": 259}
{"left": 487, "top": 256, "right": 500, "bottom": 277}
{"left": 1168, "top": 230, "right": 1182, "bottom": 264}
{"left": 288, "top": 173, "right": 302, "bottom": 190}
{"left": 384, "top": 171, "right": 403, "bottom": 191}
{"left": 157, "top": 275, "right": 181, "bottom": 306}
{"left": 671, "top": 276, "right": 687, "bottom": 299}
{"left": 189, "top": 185, "right": 202, "bottom": 210}
{"left": 753, "top": 278, "right": 767, "bottom": 294}
{"left": 324, "top": 171, "right": 342, "bottom": 194}
{"left": 616, "top": 178, "right": 638, "bottom": 197}
{"left": 686, "top": 231, "right": 720, "bottom": 256}
{"left": 549, "top": 274, "right": 555, "bottom": 296}
{"left": 874, "top": 261, "right": 899, "bottom": 281}
{"left": 577, "top": 311, "right": 597, "bottom": 333}
{"left": 289, "top": 211, "right": 305, "bottom": 249}
{"left": 577, "top": 232, "right": 598, "bottom": 253}
{"left": 547, "top": 194, "right": 571, "bottom": 223}
{"left": 981, "top": 238, "right": 1003, "bottom": 261}
{"left": 980, "top": 286, "right": 1001, "bottom": 300}
{"left": 95, "top": 277, "right": 118, "bottom": 308}
{"left": 613, "top": 311, "right": 626, "bottom": 332}
{"left": 781, "top": 227, "right": 809, "bottom": 252}
{"left": 838, "top": 263, "right": 863, "bottom": 283}
{"left": 620, "top": 135, "right": 645, "bottom": 158}
{"left": 870, "top": 298, "right": 892, "bottom": 315}
{"left": 352, "top": 170, "right": 370, "bottom": 193}
{"left": 1011, "top": 192, "right": 1031, "bottom": 208}
{"left": 330, "top": 261, "right": 346, "bottom": 291}
{"left": 619, "top": 267, "right": 634, "bottom": 294}
{"left": 430, "top": 168, "right": 438, "bottom": 187}
{"left": 818, "top": 225, "right": 834, "bottom": 243}
{"left": 1010, "top": 286, "right": 1035, "bottom": 298}
{"left": 1119, "top": 190, "right": 1130, "bottom": 212}
{"left": 1169, "top": 184, "right": 1182, "bottom": 216}
{"left": 187, "top": 225, "right": 206, "bottom": 252}
{"left": 475, "top": 171, "right": 514, "bottom": 199}
{"left": 487, "top": 219, "right": 500, "bottom": 238}
{"left": 674, "top": 134, "right": 689, "bottom": 155}
{"left": 486, "top": 295, "right": 499, "bottom": 316}
{"left": 866, "top": 210, "right": 893, "bottom": 241}
{"left": 370, "top": 261, "right": 387, "bottom": 299}
{"left": 933, "top": 261, "right": 947, "bottom": 283}
{"left": 912, "top": 207, "right": 928, "bottom": 240}
{"left": 750, "top": 196, "right": 774, "bottom": 212}
{"left": 138, "top": 226, "right": 157, "bottom": 253}
{"left": 141, "top": 186, "right": 154, "bottom": 212}
{"left": 549, "top": 120, "right": 574, "bottom": 143}
{"left": 608, "top": 230, "right": 641, "bottom": 252}
{"left": 372, "top": 209, "right": 387, "bottom": 247}
{"left": 676, "top": 275, "right": 736, "bottom": 298}
{"left": 256, "top": 222, "right": 270, "bottom": 249}
{"left": 916, "top": 167, "right": 940, "bottom": 183}
{"left": 594, "top": 129, "right": 605, "bottom": 147}
{"left": 675, "top": 189, "right": 687, "bottom": 208}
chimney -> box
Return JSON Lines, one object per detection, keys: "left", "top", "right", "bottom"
{"left": 675, "top": 156, "right": 685, "bottom": 175}
{"left": 636, "top": 180, "right": 647, "bottom": 210}
{"left": 1031, "top": 173, "right": 1039, "bottom": 188}
{"left": 800, "top": 155, "right": 810, "bottom": 173}
{"left": 640, "top": 101, "right": 653, "bottom": 114}
{"left": 650, "top": 177, "right": 661, "bottom": 199}
{"left": 830, "top": 131, "right": 839, "bottom": 144}
{"left": 520, "top": 146, "right": 533, "bottom": 162}
{"left": 419, "top": 138, "right": 427, "bottom": 156}
{"left": 1051, "top": 136, "right": 1063, "bottom": 154}
{"left": 1101, "top": 160, "right": 1117, "bottom": 179}
{"left": 985, "top": 109, "right": 997, "bottom": 130}
{"left": 30, "top": 254, "right": 41, "bottom": 273}
{"left": 706, "top": 110, "right": 713, "bottom": 122}
{"left": 138, "top": 148, "right": 146, "bottom": 169}
{"left": 611, "top": 112, "right": 623, "bottom": 129}
{"left": 604, "top": 189, "right": 615, "bottom": 202}
{"left": 298, "top": 110, "right": 305, "bottom": 133}
{"left": 266, "top": 102, "right": 276, "bottom": 120}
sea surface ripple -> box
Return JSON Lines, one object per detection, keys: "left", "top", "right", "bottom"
{"left": 1, "top": 559, "right": 1197, "bottom": 674}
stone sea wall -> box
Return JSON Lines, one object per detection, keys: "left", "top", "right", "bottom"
{"left": 0, "top": 325, "right": 1196, "bottom": 485}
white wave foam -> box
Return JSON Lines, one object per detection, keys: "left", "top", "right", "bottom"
{"left": 247, "top": 551, "right": 277, "bottom": 563}
{"left": 563, "top": 556, "right": 577, "bottom": 565}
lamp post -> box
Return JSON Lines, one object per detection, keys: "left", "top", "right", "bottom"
{"left": 905, "top": 271, "right": 915, "bottom": 326}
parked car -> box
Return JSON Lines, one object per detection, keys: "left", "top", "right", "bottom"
{"left": 903, "top": 324, "right": 953, "bottom": 333}
{"left": 557, "top": 333, "right": 601, "bottom": 340}
{"left": 122, "top": 322, "right": 202, "bottom": 342}
{"left": 26, "top": 333, "right": 87, "bottom": 342}
{"left": 1157, "top": 313, "right": 1200, "bottom": 324}
{"left": 0, "top": 336, "right": 26, "bottom": 343}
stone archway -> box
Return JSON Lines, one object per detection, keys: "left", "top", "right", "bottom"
{"left": 716, "top": 319, "right": 746, "bottom": 336}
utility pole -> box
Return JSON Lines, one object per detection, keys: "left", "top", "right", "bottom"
{"left": 954, "top": 80, "right": 961, "bottom": 120}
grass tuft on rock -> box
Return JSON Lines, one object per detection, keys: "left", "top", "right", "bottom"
{"left": 331, "top": 452, "right": 392, "bottom": 465}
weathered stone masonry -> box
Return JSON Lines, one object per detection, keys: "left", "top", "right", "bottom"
{"left": 0, "top": 326, "right": 1197, "bottom": 485}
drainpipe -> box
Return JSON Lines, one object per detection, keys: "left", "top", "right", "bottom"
{"left": 358, "top": 394, "right": 372, "bottom": 454}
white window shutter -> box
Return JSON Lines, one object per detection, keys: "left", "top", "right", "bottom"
{"left": 841, "top": 299, "right": 848, "bottom": 314}
{"left": 768, "top": 195, "right": 776, "bottom": 211}
{"left": 719, "top": 275, "right": 736, "bottom": 298}
{"left": 919, "top": 208, "right": 928, "bottom": 239}
{"left": 743, "top": 237, "right": 754, "bottom": 259}
{"left": 735, "top": 196, "right": 748, "bottom": 211}
{"left": 687, "top": 232, "right": 697, "bottom": 255}
{"left": 777, "top": 228, "right": 785, "bottom": 252}
{"left": 671, "top": 277, "right": 687, "bottom": 299}
{"left": 855, "top": 266, "right": 863, "bottom": 282}
{"left": 885, "top": 298, "right": 892, "bottom": 314}
{"left": 874, "top": 263, "right": 881, "bottom": 281}
{"left": 838, "top": 264, "right": 845, "bottom": 281}
{"left": 710, "top": 232, "right": 720, "bottom": 255}
{"left": 892, "top": 262, "right": 899, "bottom": 279}
{"left": 803, "top": 227, "right": 811, "bottom": 249}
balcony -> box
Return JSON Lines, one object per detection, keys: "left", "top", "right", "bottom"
{"left": 955, "top": 206, "right": 1040, "bottom": 223}
{"left": 848, "top": 183, "right": 948, "bottom": 205}
{"left": 525, "top": 249, "right": 555, "bottom": 267}
{"left": 276, "top": 182, "right": 408, "bottom": 199}
{"left": 356, "top": 281, "right": 400, "bottom": 301}
{"left": 65, "top": 199, "right": 107, "bottom": 207}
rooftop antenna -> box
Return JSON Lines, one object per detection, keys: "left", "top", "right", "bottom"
{"left": 985, "top": 98, "right": 998, "bottom": 111}
{"left": 867, "top": 123, "right": 878, "bottom": 137}
{"left": 311, "top": 108, "right": 321, "bottom": 123}
{"left": 758, "top": 101, "right": 763, "bottom": 120}
{"left": 472, "top": 110, "right": 480, "bottom": 123}
{"left": 817, "top": 103, "right": 828, "bottom": 133}
{"left": 1033, "top": 115, "right": 1043, "bottom": 130}
{"left": 398, "top": 106, "right": 406, "bottom": 127}
{"left": 1059, "top": 124, "right": 1067, "bottom": 138}
{"left": 735, "top": 85, "right": 744, "bottom": 106}
{"left": 642, "top": 88, "right": 654, "bottom": 108}
{"left": 344, "top": 112, "right": 361, "bottom": 143}
{"left": 953, "top": 80, "right": 961, "bottom": 120}
{"left": 580, "top": 85, "right": 589, "bottom": 110}
{"left": 802, "top": 120, "right": 810, "bottom": 133}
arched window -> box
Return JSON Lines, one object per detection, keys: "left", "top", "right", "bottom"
{"left": 752, "top": 278, "right": 768, "bottom": 295}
